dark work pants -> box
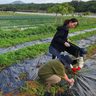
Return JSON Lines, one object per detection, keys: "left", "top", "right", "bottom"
{"left": 49, "top": 43, "right": 86, "bottom": 59}
{"left": 65, "top": 42, "right": 80, "bottom": 57}
{"left": 49, "top": 46, "right": 60, "bottom": 59}
{"left": 65, "top": 42, "right": 86, "bottom": 57}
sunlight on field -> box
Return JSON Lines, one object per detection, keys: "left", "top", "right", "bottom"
{"left": 0, "top": 11, "right": 16, "bottom": 16}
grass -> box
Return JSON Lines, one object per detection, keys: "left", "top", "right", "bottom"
{"left": 0, "top": 25, "right": 96, "bottom": 47}
{"left": 0, "top": 13, "right": 55, "bottom": 28}
{"left": 3, "top": 80, "right": 66, "bottom": 96}
{"left": 0, "top": 13, "right": 96, "bottom": 29}
{"left": 0, "top": 11, "right": 96, "bottom": 96}
{"left": 0, "top": 31, "right": 96, "bottom": 71}
{"left": 0, "top": 24, "right": 55, "bottom": 47}
{"left": 0, "top": 11, "right": 17, "bottom": 16}
{"left": 69, "top": 30, "right": 96, "bottom": 41}
{"left": 0, "top": 13, "right": 96, "bottom": 47}
{"left": 3, "top": 43, "right": 96, "bottom": 96}
{"left": 0, "top": 43, "right": 49, "bottom": 70}
{"left": 70, "top": 16, "right": 96, "bottom": 32}
{"left": 2, "top": 43, "right": 96, "bottom": 96}
{"left": 87, "top": 44, "right": 96, "bottom": 58}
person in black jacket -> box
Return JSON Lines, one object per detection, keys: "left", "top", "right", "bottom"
{"left": 49, "top": 18, "right": 87, "bottom": 69}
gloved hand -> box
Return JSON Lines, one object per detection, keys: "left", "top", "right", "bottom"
{"left": 64, "top": 42, "right": 70, "bottom": 47}
{"left": 72, "top": 66, "right": 81, "bottom": 73}
{"left": 68, "top": 78, "right": 74, "bottom": 87}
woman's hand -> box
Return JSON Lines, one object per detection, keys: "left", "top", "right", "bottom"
{"left": 64, "top": 42, "right": 70, "bottom": 47}
{"left": 68, "top": 78, "right": 74, "bottom": 86}
{"left": 63, "top": 74, "right": 74, "bottom": 86}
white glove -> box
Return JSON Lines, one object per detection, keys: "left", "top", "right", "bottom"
{"left": 78, "top": 57, "right": 84, "bottom": 68}
{"left": 68, "top": 78, "right": 74, "bottom": 87}
{"left": 64, "top": 42, "right": 70, "bottom": 47}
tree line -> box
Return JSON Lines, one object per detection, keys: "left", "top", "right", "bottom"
{"left": 0, "top": 1, "right": 96, "bottom": 13}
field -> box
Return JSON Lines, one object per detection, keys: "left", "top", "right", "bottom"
{"left": 0, "top": 11, "right": 96, "bottom": 95}
{"left": 0, "top": 12, "right": 96, "bottom": 48}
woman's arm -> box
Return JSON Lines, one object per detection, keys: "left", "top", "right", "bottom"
{"left": 63, "top": 73, "right": 74, "bottom": 86}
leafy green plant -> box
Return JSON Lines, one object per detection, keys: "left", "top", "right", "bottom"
{"left": 0, "top": 30, "right": 96, "bottom": 71}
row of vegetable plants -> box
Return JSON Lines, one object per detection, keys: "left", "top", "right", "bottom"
{"left": 0, "top": 31, "right": 96, "bottom": 71}
{"left": 0, "top": 14, "right": 96, "bottom": 30}
{"left": 0, "top": 23, "right": 96, "bottom": 47}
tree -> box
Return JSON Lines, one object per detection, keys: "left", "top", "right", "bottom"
{"left": 48, "top": 4, "right": 61, "bottom": 24}
{"left": 48, "top": 3, "right": 75, "bottom": 24}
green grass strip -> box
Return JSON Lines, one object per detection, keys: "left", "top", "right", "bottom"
{"left": 0, "top": 43, "right": 49, "bottom": 70}
{"left": 0, "top": 28, "right": 96, "bottom": 47}
{"left": 69, "top": 31, "right": 96, "bottom": 41}
{"left": 0, "top": 31, "right": 96, "bottom": 70}
{"left": 87, "top": 44, "right": 96, "bottom": 57}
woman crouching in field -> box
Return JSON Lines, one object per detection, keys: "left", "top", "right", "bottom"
{"left": 38, "top": 56, "right": 74, "bottom": 95}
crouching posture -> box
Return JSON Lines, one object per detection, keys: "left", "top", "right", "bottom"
{"left": 38, "top": 59, "right": 74, "bottom": 94}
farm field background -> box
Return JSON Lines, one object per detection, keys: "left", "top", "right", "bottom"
{"left": 0, "top": 11, "right": 96, "bottom": 48}
{"left": 0, "top": 11, "right": 96, "bottom": 70}
{"left": 0, "top": 11, "right": 96, "bottom": 96}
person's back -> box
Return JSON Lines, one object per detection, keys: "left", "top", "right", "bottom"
{"left": 38, "top": 59, "right": 65, "bottom": 81}
{"left": 38, "top": 59, "right": 74, "bottom": 92}
{"left": 50, "top": 26, "right": 68, "bottom": 52}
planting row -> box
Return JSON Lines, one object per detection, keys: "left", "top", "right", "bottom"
{"left": 0, "top": 28, "right": 96, "bottom": 47}
{"left": 0, "top": 15, "right": 96, "bottom": 29}
{"left": 0, "top": 31, "right": 96, "bottom": 70}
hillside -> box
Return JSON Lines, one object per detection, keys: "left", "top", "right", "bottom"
{"left": 11, "top": 0, "right": 25, "bottom": 4}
